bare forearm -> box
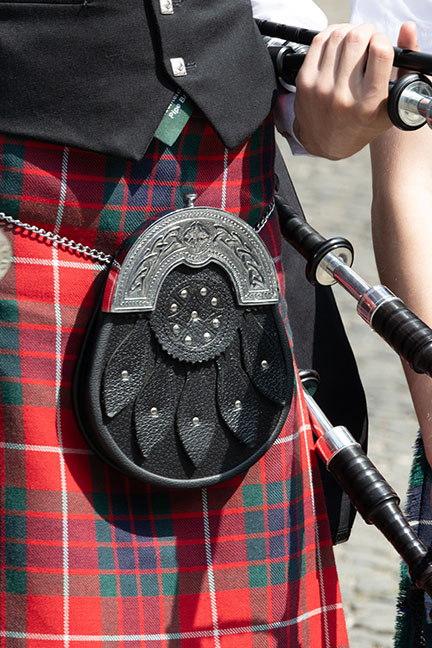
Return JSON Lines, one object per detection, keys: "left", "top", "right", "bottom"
{"left": 370, "top": 126, "right": 432, "bottom": 462}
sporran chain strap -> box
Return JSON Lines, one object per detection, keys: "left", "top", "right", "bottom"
{"left": 0, "top": 211, "right": 112, "bottom": 264}
{"left": 0, "top": 199, "right": 275, "bottom": 266}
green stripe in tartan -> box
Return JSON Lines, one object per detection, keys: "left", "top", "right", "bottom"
{"left": 162, "top": 572, "right": 178, "bottom": 596}
{"left": 99, "top": 574, "right": 117, "bottom": 597}
{"left": 0, "top": 143, "right": 25, "bottom": 219}
{"left": 98, "top": 547, "right": 116, "bottom": 570}
{"left": 5, "top": 487, "right": 26, "bottom": 510}
{"left": 242, "top": 483, "right": 264, "bottom": 508}
{"left": 5, "top": 542, "right": 26, "bottom": 567}
{"left": 1, "top": 381, "right": 23, "bottom": 405}
{"left": 6, "top": 570, "right": 26, "bottom": 594}
{"left": 271, "top": 562, "right": 287, "bottom": 585}
{"left": 5, "top": 513, "right": 26, "bottom": 539}
{"left": 266, "top": 481, "right": 285, "bottom": 504}
{"left": 0, "top": 300, "right": 19, "bottom": 322}
{"left": 248, "top": 564, "right": 268, "bottom": 588}
{"left": 0, "top": 354, "right": 21, "bottom": 378}
{"left": 1, "top": 327, "right": 20, "bottom": 350}
{"left": 246, "top": 538, "right": 267, "bottom": 561}
{"left": 140, "top": 573, "right": 160, "bottom": 596}
{"left": 1, "top": 142, "right": 26, "bottom": 169}
{"left": 159, "top": 544, "right": 178, "bottom": 569}
{"left": 394, "top": 435, "right": 432, "bottom": 647}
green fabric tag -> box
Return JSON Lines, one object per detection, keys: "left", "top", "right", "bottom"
{"left": 155, "top": 89, "right": 195, "bottom": 146}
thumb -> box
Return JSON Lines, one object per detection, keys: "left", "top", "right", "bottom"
{"left": 397, "top": 21, "right": 418, "bottom": 79}
{"left": 397, "top": 21, "right": 419, "bottom": 51}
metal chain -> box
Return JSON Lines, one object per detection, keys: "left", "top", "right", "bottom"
{"left": 254, "top": 199, "right": 275, "bottom": 233}
{"left": 0, "top": 212, "right": 112, "bottom": 264}
{"left": 0, "top": 199, "right": 275, "bottom": 265}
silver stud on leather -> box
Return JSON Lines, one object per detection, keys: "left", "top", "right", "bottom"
{"left": 150, "top": 407, "right": 159, "bottom": 417}
{"left": 171, "top": 303, "right": 178, "bottom": 313}
{"left": 261, "top": 360, "right": 269, "bottom": 370}
{"left": 180, "top": 289, "right": 188, "bottom": 299}
{"left": 200, "top": 287, "right": 208, "bottom": 297}
{"left": 121, "top": 370, "right": 129, "bottom": 382}
{"left": 211, "top": 297, "right": 218, "bottom": 306}
{"left": 212, "top": 318, "right": 220, "bottom": 328}
{"left": 235, "top": 400, "right": 242, "bottom": 410}
{"left": 192, "top": 417, "right": 200, "bottom": 426}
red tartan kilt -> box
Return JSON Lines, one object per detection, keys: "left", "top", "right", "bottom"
{"left": 0, "top": 116, "right": 348, "bottom": 647}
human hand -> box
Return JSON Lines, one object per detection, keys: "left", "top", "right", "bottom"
{"left": 293, "top": 23, "right": 394, "bottom": 160}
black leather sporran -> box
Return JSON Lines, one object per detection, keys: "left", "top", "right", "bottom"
{"left": 73, "top": 202, "right": 294, "bottom": 488}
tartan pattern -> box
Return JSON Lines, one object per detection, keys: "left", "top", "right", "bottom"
{"left": 0, "top": 115, "right": 348, "bottom": 647}
{"left": 394, "top": 434, "right": 432, "bottom": 647}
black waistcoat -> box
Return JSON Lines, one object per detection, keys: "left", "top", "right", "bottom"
{"left": 0, "top": 0, "right": 276, "bottom": 160}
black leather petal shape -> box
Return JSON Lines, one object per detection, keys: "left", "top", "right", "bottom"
{"left": 240, "top": 310, "right": 288, "bottom": 405}
{"left": 102, "top": 318, "right": 155, "bottom": 418}
{"left": 217, "top": 334, "right": 272, "bottom": 447}
{"left": 134, "top": 361, "right": 177, "bottom": 458}
{"left": 176, "top": 366, "right": 218, "bottom": 467}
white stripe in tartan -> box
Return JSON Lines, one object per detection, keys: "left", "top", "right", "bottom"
{"left": 12, "top": 257, "right": 107, "bottom": 271}
{"left": 1, "top": 603, "right": 344, "bottom": 642}
{"left": 201, "top": 488, "right": 221, "bottom": 648}
{"left": 53, "top": 146, "right": 71, "bottom": 647}
{"left": 274, "top": 423, "right": 306, "bottom": 445}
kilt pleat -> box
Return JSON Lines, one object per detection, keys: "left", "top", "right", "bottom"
{"left": 0, "top": 115, "right": 348, "bottom": 647}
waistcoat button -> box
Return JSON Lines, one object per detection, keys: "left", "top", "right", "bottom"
{"left": 160, "top": 0, "right": 174, "bottom": 14}
{"left": 170, "top": 57, "right": 187, "bottom": 76}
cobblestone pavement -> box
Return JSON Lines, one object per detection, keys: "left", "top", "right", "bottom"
{"left": 278, "top": 136, "right": 418, "bottom": 648}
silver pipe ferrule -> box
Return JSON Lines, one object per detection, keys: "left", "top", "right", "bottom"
{"left": 314, "top": 426, "right": 359, "bottom": 465}
{"left": 331, "top": 262, "right": 370, "bottom": 301}
{"left": 399, "top": 84, "right": 432, "bottom": 128}
{"left": 357, "top": 286, "right": 401, "bottom": 325}
{"left": 315, "top": 247, "right": 354, "bottom": 287}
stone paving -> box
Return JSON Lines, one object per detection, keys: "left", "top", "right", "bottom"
{"left": 278, "top": 136, "right": 418, "bottom": 648}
